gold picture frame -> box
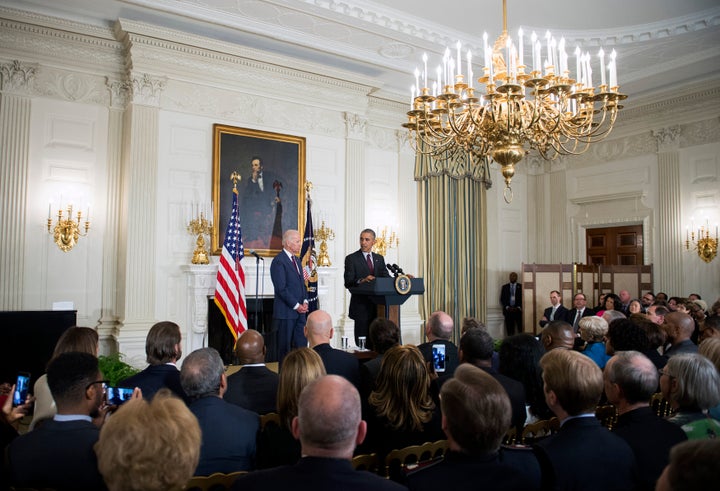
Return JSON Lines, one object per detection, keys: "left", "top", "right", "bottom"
{"left": 212, "top": 124, "right": 306, "bottom": 256}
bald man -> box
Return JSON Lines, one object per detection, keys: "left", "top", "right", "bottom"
{"left": 663, "top": 312, "right": 698, "bottom": 357}
{"left": 224, "top": 330, "right": 279, "bottom": 414}
{"left": 305, "top": 310, "right": 360, "bottom": 390}
{"left": 540, "top": 320, "right": 576, "bottom": 352}
{"left": 231, "top": 375, "right": 405, "bottom": 491}
{"left": 418, "top": 311, "right": 460, "bottom": 384}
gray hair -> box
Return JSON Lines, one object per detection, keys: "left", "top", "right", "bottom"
{"left": 665, "top": 353, "right": 720, "bottom": 410}
{"left": 606, "top": 351, "right": 658, "bottom": 404}
{"left": 180, "top": 348, "right": 224, "bottom": 401}
{"left": 579, "top": 316, "right": 608, "bottom": 343}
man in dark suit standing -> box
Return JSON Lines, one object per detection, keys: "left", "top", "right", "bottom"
{"left": 7, "top": 352, "right": 107, "bottom": 490}
{"left": 534, "top": 349, "right": 637, "bottom": 491}
{"left": 225, "top": 329, "right": 279, "bottom": 415}
{"left": 305, "top": 310, "right": 360, "bottom": 390}
{"left": 565, "top": 292, "right": 595, "bottom": 334}
{"left": 181, "top": 347, "right": 259, "bottom": 475}
{"left": 121, "top": 321, "right": 187, "bottom": 402}
{"left": 539, "top": 290, "right": 568, "bottom": 328}
{"left": 270, "top": 229, "right": 309, "bottom": 365}
{"left": 500, "top": 272, "right": 522, "bottom": 336}
{"left": 231, "top": 375, "right": 405, "bottom": 491}
{"left": 343, "top": 228, "right": 390, "bottom": 347}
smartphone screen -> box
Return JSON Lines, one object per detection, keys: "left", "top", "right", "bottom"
{"left": 13, "top": 372, "right": 31, "bottom": 407}
{"left": 432, "top": 344, "right": 446, "bottom": 373}
{"left": 107, "top": 386, "right": 134, "bottom": 406}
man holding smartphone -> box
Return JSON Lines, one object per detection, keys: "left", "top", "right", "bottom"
{"left": 417, "top": 311, "right": 459, "bottom": 385}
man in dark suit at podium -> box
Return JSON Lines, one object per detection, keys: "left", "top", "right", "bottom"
{"left": 343, "top": 228, "right": 390, "bottom": 347}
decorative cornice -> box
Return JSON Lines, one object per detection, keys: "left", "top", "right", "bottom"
{"left": 129, "top": 73, "right": 166, "bottom": 107}
{"left": 570, "top": 190, "right": 647, "bottom": 205}
{"left": 0, "top": 59, "right": 36, "bottom": 93}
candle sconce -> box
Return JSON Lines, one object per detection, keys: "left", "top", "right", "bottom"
{"left": 187, "top": 212, "right": 213, "bottom": 264}
{"left": 372, "top": 227, "right": 399, "bottom": 257}
{"left": 47, "top": 204, "right": 90, "bottom": 252}
{"left": 314, "top": 220, "right": 335, "bottom": 267}
{"left": 685, "top": 220, "right": 718, "bottom": 263}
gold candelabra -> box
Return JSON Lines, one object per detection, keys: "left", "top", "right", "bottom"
{"left": 372, "top": 227, "right": 399, "bottom": 257}
{"left": 685, "top": 220, "right": 718, "bottom": 263}
{"left": 314, "top": 220, "right": 335, "bottom": 267}
{"left": 187, "top": 211, "right": 213, "bottom": 264}
{"left": 47, "top": 204, "right": 90, "bottom": 252}
{"left": 403, "top": 0, "right": 626, "bottom": 203}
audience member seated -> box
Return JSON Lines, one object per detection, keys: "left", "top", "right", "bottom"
{"left": 95, "top": 390, "right": 201, "bottom": 491}
{"left": 256, "top": 347, "right": 325, "bottom": 469}
{"left": 225, "top": 329, "right": 279, "bottom": 414}
{"left": 699, "top": 315, "right": 720, "bottom": 342}
{"left": 641, "top": 292, "right": 655, "bottom": 309}
{"left": 578, "top": 316, "right": 611, "bottom": 369}
{"left": 660, "top": 353, "right": 720, "bottom": 439}
{"left": 629, "top": 314, "right": 669, "bottom": 370}
{"left": 7, "top": 352, "right": 107, "bottom": 490}
{"left": 406, "top": 364, "right": 539, "bottom": 491}
{"left": 498, "top": 333, "right": 553, "bottom": 422}
{"left": 181, "top": 347, "right": 259, "bottom": 475}
{"left": 120, "top": 321, "right": 187, "bottom": 401}
{"left": 417, "top": 311, "right": 459, "bottom": 385}
{"left": 663, "top": 313, "right": 698, "bottom": 357}
{"left": 655, "top": 439, "right": 720, "bottom": 491}
{"left": 461, "top": 317, "right": 499, "bottom": 370}
{"left": 360, "top": 317, "right": 400, "bottom": 400}
{"left": 362, "top": 345, "right": 443, "bottom": 460}
{"left": 534, "top": 349, "right": 637, "bottom": 491}
{"left": 655, "top": 292, "right": 669, "bottom": 303}
{"left": 459, "top": 328, "right": 526, "bottom": 432}
{"left": 709, "top": 298, "right": 720, "bottom": 317}
{"left": 605, "top": 318, "right": 651, "bottom": 355}
{"left": 30, "top": 326, "right": 99, "bottom": 430}
{"left": 604, "top": 351, "right": 686, "bottom": 491}
{"left": 232, "top": 375, "right": 405, "bottom": 491}
{"left": 306, "top": 310, "right": 360, "bottom": 389}
{"left": 647, "top": 305, "right": 669, "bottom": 326}
{"left": 540, "top": 320, "right": 575, "bottom": 352}
{"left": 699, "top": 337, "right": 720, "bottom": 420}
{"left": 602, "top": 292, "right": 623, "bottom": 316}
{"left": 667, "top": 297, "right": 684, "bottom": 312}
{"left": 1, "top": 382, "right": 32, "bottom": 462}
{"left": 628, "top": 298, "right": 645, "bottom": 315}
{"left": 602, "top": 308, "right": 627, "bottom": 326}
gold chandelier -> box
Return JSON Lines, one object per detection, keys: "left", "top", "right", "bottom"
{"left": 403, "top": 0, "right": 627, "bottom": 202}
{"left": 685, "top": 220, "right": 718, "bottom": 263}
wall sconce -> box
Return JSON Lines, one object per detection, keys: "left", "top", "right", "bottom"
{"left": 685, "top": 219, "right": 718, "bottom": 263}
{"left": 372, "top": 227, "right": 399, "bottom": 257}
{"left": 47, "top": 204, "right": 90, "bottom": 252}
{"left": 314, "top": 220, "right": 335, "bottom": 267}
{"left": 187, "top": 204, "right": 213, "bottom": 265}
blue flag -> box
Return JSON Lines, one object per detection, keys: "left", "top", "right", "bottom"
{"left": 300, "top": 198, "right": 319, "bottom": 312}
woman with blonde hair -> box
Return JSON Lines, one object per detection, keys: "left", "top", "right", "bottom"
{"left": 30, "top": 326, "right": 99, "bottom": 430}
{"left": 362, "top": 345, "right": 443, "bottom": 461}
{"left": 256, "top": 347, "right": 325, "bottom": 469}
{"left": 578, "top": 316, "right": 611, "bottom": 369}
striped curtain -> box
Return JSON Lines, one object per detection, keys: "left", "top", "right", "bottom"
{"left": 415, "top": 149, "right": 490, "bottom": 343}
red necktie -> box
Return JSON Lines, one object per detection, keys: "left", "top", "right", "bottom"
{"left": 366, "top": 254, "right": 374, "bottom": 274}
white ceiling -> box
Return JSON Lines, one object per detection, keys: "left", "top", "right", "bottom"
{"left": 4, "top": 0, "right": 720, "bottom": 108}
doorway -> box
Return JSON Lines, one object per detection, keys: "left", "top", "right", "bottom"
{"left": 586, "top": 225, "right": 643, "bottom": 266}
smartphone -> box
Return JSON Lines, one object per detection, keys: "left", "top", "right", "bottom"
{"left": 107, "top": 386, "right": 134, "bottom": 406}
{"left": 13, "top": 372, "right": 31, "bottom": 407}
{"left": 432, "top": 344, "right": 446, "bottom": 373}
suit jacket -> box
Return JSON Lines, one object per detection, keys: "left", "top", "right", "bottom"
{"left": 120, "top": 363, "right": 187, "bottom": 402}
{"left": 407, "top": 450, "right": 539, "bottom": 491}
{"left": 232, "top": 456, "right": 407, "bottom": 491}
{"left": 664, "top": 339, "right": 698, "bottom": 357}
{"left": 7, "top": 419, "right": 106, "bottom": 490}
{"left": 360, "top": 354, "right": 384, "bottom": 400}
{"left": 480, "top": 366, "right": 527, "bottom": 432}
{"left": 224, "top": 365, "right": 279, "bottom": 414}
{"left": 189, "top": 396, "right": 259, "bottom": 475}
{"left": 313, "top": 343, "right": 361, "bottom": 389}
{"left": 533, "top": 416, "right": 637, "bottom": 491}
{"left": 540, "top": 305, "right": 569, "bottom": 328}
{"left": 343, "top": 250, "right": 390, "bottom": 320}
{"left": 613, "top": 407, "right": 687, "bottom": 491}
{"left": 418, "top": 339, "right": 459, "bottom": 385}
{"left": 564, "top": 307, "right": 596, "bottom": 330}
{"left": 500, "top": 282, "right": 522, "bottom": 312}
{"left": 270, "top": 250, "right": 308, "bottom": 320}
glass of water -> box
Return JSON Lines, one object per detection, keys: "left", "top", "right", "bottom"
{"left": 358, "top": 336, "right": 366, "bottom": 350}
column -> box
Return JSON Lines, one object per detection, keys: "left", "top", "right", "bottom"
{"left": 653, "top": 126, "right": 683, "bottom": 295}
{"left": 0, "top": 61, "right": 36, "bottom": 309}
{"left": 116, "top": 73, "right": 166, "bottom": 365}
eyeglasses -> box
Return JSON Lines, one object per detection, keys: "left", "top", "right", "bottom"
{"left": 85, "top": 380, "right": 109, "bottom": 392}
{"left": 658, "top": 369, "right": 674, "bottom": 379}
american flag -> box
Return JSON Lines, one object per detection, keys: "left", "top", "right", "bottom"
{"left": 214, "top": 188, "right": 247, "bottom": 340}
{"left": 300, "top": 198, "right": 319, "bottom": 312}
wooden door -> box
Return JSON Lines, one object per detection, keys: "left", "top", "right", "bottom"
{"left": 586, "top": 225, "right": 643, "bottom": 266}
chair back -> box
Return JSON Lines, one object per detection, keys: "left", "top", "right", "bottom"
{"left": 383, "top": 439, "right": 447, "bottom": 480}
{"left": 520, "top": 417, "right": 560, "bottom": 444}
{"left": 502, "top": 426, "right": 518, "bottom": 445}
{"left": 351, "top": 452, "right": 379, "bottom": 474}
{"left": 650, "top": 392, "right": 672, "bottom": 418}
{"left": 185, "top": 471, "right": 247, "bottom": 491}
{"left": 260, "top": 412, "right": 281, "bottom": 430}
{"left": 595, "top": 404, "right": 618, "bottom": 430}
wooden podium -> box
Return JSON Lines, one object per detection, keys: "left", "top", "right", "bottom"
{"left": 348, "top": 277, "right": 424, "bottom": 328}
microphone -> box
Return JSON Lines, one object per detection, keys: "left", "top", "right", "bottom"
{"left": 386, "top": 264, "right": 397, "bottom": 275}
{"left": 248, "top": 250, "right": 263, "bottom": 261}
{"left": 392, "top": 264, "right": 404, "bottom": 275}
